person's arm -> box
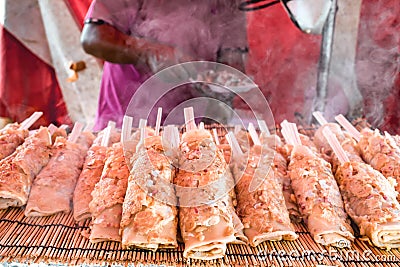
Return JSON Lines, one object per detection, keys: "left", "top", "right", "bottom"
{"left": 81, "top": 22, "right": 188, "bottom": 70}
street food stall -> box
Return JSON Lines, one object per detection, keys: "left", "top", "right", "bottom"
{"left": 0, "top": 0, "right": 399, "bottom": 266}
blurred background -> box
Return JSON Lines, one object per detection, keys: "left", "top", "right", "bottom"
{"left": 0, "top": 0, "right": 398, "bottom": 132}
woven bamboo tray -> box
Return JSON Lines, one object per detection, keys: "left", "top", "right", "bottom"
{"left": 1, "top": 207, "right": 400, "bottom": 266}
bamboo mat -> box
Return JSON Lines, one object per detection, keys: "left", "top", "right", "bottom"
{"left": 0, "top": 207, "right": 399, "bottom": 267}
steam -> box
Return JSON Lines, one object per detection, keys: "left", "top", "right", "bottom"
{"left": 355, "top": 0, "right": 400, "bottom": 129}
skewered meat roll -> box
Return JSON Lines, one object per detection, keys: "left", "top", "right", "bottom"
{"left": 218, "top": 151, "right": 247, "bottom": 245}
{"left": 212, "top": 132, "right": 248, "bottom": 245}
{"left": 121, "top": 135, "right": 178, "bottom": 250}
{"left": 259, "top": 133, "right": 301, "bottom": 222}
{"left": 232, "top": 144, "right": 298, "bottom": 246}
{"left": 175, "top": 129, "right": 236, "bottom": 260}
{"left": 0, "top": 127, "right": 52, "bottom": 209}
{"left": 0, "top": 123, "right": 29, "bottom": 160}
{"left": 89, "top": 142, "right": 129, "bottom": 243}
{"left": 335, "top": 161, "right": 400, "bottom": 249}
{"left": 226, "top": 172, "right": 248, "bottom": 245}
{"left": 288, "top": 145, "right": 354, "bottom": 247}
{"left": 73, "top": 130, "right": 119, "bottom": 221}
{"left": 358, "top": 128, "right": 400, "bottom": 200}
{"left": 25, "top": 134, "right": 91, "bottom": 216}
{"left": 73, "top": 145, "right": 108, "bottom": 221}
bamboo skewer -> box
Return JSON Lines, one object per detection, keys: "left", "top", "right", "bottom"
{"left": 226, "top": 132, "right": 244, "bottom": 159}
{"left": 199, "top": 122, "right": 205, "bottom": 130}
{"left": 138, "top": 119, "right": 147, "bottom": 129}
{"left": 212, "top": 129, "right": 220, "bottom": 146}
{"left": 138, "top": 119, "right": 147, "bottom": 143}
{"left": 107, "top": 121, "right": 116, "bottom": 129}
{"left": 322, "top": 128, "right": 349, "bottom": 164}
{"left": 281, "top": 121, "right": 301, "bottom": 146}
{"left": 257, "top": 120, "right": 270, "bottom": 135}
{"left": 48, "top": 124, "right": 58, "bottom": 135}
{"left": 20, "top": 112, "right": 43, "bottom": 130}
{"left": 312, "top": 111, "right": 328, "bottom": 126}
{"left": 280, "top": 120, "right": 292, "bottom": 145}
{"left": 289, "top": 123, "right": 302, "bottom": 146}
{"left": 184, "top": 107, "right": 196, "bottom": 132}
{"left": 68, "top": 122, "right": 84, "bottom": 143}
{"left": 163, "top": 125, "right": 180, "bottom": 150}
{"left": 101, "top": 123, "right": 114, "bottom": 148}
{"left": 335, "top": 114, "right": 361, "bottom": 142}
{"left": 121, "top": 116, "right": 133, "bottom": 144}
{"left": 247, "top": 123, "right": 261, "bottom": 146}
{"left": 234, "top": 125, "right": 241, "bottom": 135}
{"left": 155, "top": 107, "right": 163, "bottom": 136}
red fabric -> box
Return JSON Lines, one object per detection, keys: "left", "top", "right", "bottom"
{"left": 0, "top": 25, "right": 71, "bottom": 128}
{"left": 243, "top": 4, "right": 321, "bottom": 124}
{"left": 64, "top": 0, "right": 93, "bottom": 29}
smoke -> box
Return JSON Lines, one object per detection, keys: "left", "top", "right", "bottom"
{"left": 355, "top": 0, "right": 400, "bottom": 129}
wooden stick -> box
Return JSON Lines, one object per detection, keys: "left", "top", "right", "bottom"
{"left": 289, "top": 122, "right": 302, "bottom": 146}
{"left": 48, "top": 124, "right": 58, "bottom": 135}
{"left": 59, "top": 124, "right": 69, "bottom": 130}
{"left": 212, "top": 128, "right": 220, "bottom": 145}
{"left": 155, "top": 107, "right": 162, "bottom": 136}
{"left": 20, "top": 111, "right": 43, "bottom": 130}
{"left": 68, "top": 122, "right": 84, "bottom": 143}
{"left": 323, "top": 127, "right": 349, "bottom": 164}
{"left": 312, "top": 111, "right": 328, "bottom": 125}
{"left": 248, "top": 122, "right": 261, "bottom": 146}
{"left": 163, "top": 125, "right": 180, "bottom": 149}
{"left": 199, "top": 122, "right": 205, "bottom": 130}
{"left": 335, "top": 114, "right": 361, "bottom": 142}
{"left": 226, "top": 131, "right": 244, "bottom": 158}
{"left": 138, "top": 119, "right": 147, "bottom": 142}
{"left": 280, "top": 121, "right": 301, "bottom": 146}
{"left": 107, "top": 120, "right": 116, "bottom": 129}
{"left": 121, "top": 116, "right": 133, "bottom": 144}
{"left": 257, "top": 120, "right": 270, "bottom": 135}
{"left": 138, "top": 118, "right": 147, "bottom": 129}
{"left": 280, "top": 120, "right": 292, "bottom": 145}
{"left": 234, "top": 125, "right": 241, "bottom": 135}
{"left": 101, "top": 125, "right": 113, "bottom": 147}
{"left": 184, "top": 107, "right": 196, "bottom": 132}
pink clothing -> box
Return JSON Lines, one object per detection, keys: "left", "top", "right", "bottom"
{"left": 86, "top": 0, "right": 247, "bottom": 130}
